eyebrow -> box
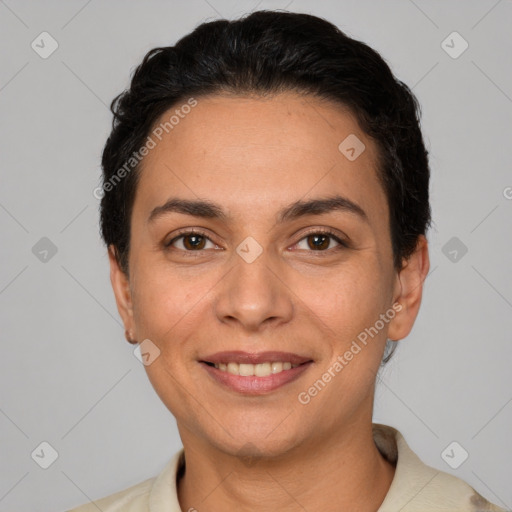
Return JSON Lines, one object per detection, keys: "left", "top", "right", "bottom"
{"left": 148, "top": 194, "right": 368, "bottom": 225}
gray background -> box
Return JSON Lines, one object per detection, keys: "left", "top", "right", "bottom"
{"left": 0, "top": 0, "right": 511, "bottom": 510}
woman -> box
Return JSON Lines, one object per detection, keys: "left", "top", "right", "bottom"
{"left": 69, "top": 10, "right": 506, "bottom": 512}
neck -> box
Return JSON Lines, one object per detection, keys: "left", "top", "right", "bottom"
{"left": 177, "top": 421, "right": 396, "bottom": 512}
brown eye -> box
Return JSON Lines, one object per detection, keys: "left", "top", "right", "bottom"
{"left": 306, "top": 234, "right": 330, "bottom": 250}
{"left": 166, "top": 231, "right": 216, "bottom": 251}
{"left": 293, "top": 230, "right": 348, "bottom": 252}
{"left": 182, "top": 234, "right": 207, "bottom": 250}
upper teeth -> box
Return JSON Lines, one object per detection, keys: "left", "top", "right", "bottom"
{"left": 213, "top": 362, "right": 298, "bottom": 377}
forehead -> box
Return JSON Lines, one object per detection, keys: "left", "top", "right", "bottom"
{"left": 133, "top": 92, "right": 388, "bottom": 229}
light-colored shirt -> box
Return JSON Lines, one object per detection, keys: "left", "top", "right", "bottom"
{"left": 67, "top": 423, "right": 507, "bottom": 511}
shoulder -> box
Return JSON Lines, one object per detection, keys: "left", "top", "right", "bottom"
{"left": 66, "top": 451, "right": 184, "bottom": 512}
{"left": 373, "top": 424, "right": 507, "bottom": 512}
{"left": 66, "top": 477, "right": 154, "bottom": 512}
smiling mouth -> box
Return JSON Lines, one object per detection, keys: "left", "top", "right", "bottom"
{"left": 203, "top": 361, "right": 303, "bottom": 377}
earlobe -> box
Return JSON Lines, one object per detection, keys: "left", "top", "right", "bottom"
{"left": 387, "top": 236, "right": 430, "bottom": 342}
{"left": 108, "top": 245, "right": 136, "bottom": 341}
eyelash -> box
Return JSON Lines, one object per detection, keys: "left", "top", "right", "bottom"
{"left": 164, "top": 228, "right": 349, "bottom": 255}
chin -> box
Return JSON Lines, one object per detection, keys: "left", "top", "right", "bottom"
{"left": 202, "top": 416, "right": 307, "bottom": 459}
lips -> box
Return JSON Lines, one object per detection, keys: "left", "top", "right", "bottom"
{"left": 200, "top": 351, "right": 312, "bottom": 366}
{"left": 199, "top": 351, "right": 313, "bottom": 394}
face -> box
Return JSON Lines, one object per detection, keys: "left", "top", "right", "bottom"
{"left": 110, "top": 91, "right": 429, "bottom": 458}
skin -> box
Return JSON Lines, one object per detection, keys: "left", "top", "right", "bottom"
{"left": 109, "top": 91, "right": 430, "bottom": 511}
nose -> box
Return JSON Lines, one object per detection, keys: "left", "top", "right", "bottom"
{"left": 213, "top": 249, "right": 294, "bottom": 332}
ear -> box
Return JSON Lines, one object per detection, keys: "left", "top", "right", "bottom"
{"left": 387, "top": 235, "right": 430, "bottom": 341}
{"left": 108, "top": 245, "right": 137, "bottom": 344}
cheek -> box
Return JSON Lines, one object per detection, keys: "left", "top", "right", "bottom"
{"left": 133, "top": 268, "right": 210, "bottom": 406}
{"left": 130, "top": 266, "right": 196, "bottom": 336}
{"left": 295, "top": 261, "right": 390, "bottom": 341}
